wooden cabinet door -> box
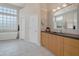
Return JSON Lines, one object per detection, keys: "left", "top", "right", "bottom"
{"left": 64, "top": 45, "right": 79, "bottom": 56}
{"left": 41, "top": 32, "right": 49, "bottom": 48}
{"left": 60, "top": 37, "right": 64, "bottom": 56}
{"left": 47, "top": 34, "right": 64, "bottom": 56}
{"left": 56, "top": 36, "right": 64, "bottom": 56}
{"left": 64, "top": 37, "right": 79, "bottom": 56}
{"left": 47, "top": 34, "right": 54, "bottom": 52}
{"left": 47, "top": 34, "right": 54, "bottom": 51}
{"left": 52, "top": 35, "right": 59, "bottom": 56}
{"left": 41, "top": 32, "right": 46, "bottom": 46}
{"left": 44, "top": 33, "right": 49, "bottom": 48}
{"left": 49, "top": 35, "right": 64, "bottom": 56}
{"left": 48, "top": 34, "right": 60, "bottom": 56}
{"left": 41, "top": 32, "right": 64, "bottom": 56}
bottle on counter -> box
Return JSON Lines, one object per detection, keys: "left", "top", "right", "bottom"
{"left": 45, "top": 27, "right": 50, "bottom": 32}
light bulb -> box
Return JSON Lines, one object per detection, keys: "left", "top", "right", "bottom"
{"left": 62, "top": 3, "right": 67, "bottom": 7}
{"left": 57, "top": 7, "right": 61, "bottom": 10}
{"left": 52, "top": 9, "right": 56, "bottom": 12}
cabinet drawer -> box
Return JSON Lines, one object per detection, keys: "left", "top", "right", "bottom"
{"left": 64, "top": 45, "right": 79, "bottom": 56}
{"left": 64, "top": 37, "right": 79, "bottom": 48}
{"left": 64, "top": 37, "right": 79, "bottom": 56}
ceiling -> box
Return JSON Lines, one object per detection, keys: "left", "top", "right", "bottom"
{"left": 10, "top": 3, "right": 64, "bottom": 8}
{"left": 10, "top": 3, "right": 26, "bottom": 8}
{"left": 10, "top": 3, "right": 71, "bottom": 9}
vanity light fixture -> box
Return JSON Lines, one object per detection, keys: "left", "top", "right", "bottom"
{"left": 57, "top": 7, "right": 61, "bottom": 10}
{"left": 52, "top": 9, "right": 56, "bottom": 12}
{"left": 62, "top": 3, "right": 67, "bottom": 7}
{"left": 52, "top": 4, "right": 68, "bottom": 12}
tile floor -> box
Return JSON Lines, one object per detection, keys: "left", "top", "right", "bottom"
{"left": 0, "top": 39, "right": 54, "bottom": 56}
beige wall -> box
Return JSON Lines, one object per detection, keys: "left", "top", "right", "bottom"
{"left": 40, "top": 4, "right": 49, "bottom": 31}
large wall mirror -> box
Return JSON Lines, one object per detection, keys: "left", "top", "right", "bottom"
{"left": 55, "top": 15, "right": 64, "bottom": 29}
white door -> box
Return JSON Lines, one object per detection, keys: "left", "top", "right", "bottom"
{"left": 29, "top": 15, "right": 40, "bottom": 46}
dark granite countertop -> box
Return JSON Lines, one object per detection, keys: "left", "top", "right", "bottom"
{"left": 42, "top": 31, "right": 79, "bottom": 40}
